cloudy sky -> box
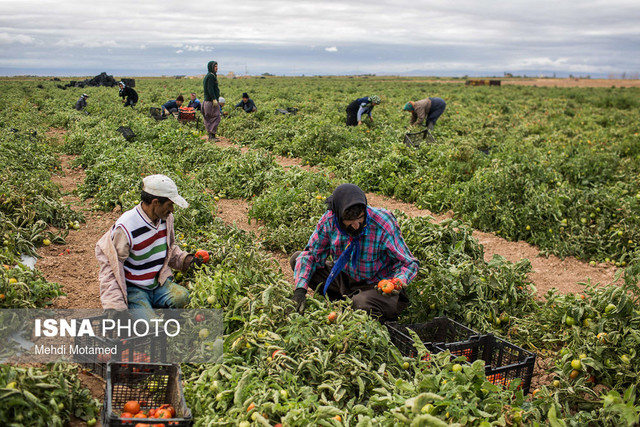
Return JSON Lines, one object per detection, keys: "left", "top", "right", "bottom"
{"left": 1, "top": 0, "right": 638, "bottom": 77}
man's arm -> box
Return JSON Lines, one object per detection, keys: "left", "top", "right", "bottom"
{"left": 294, "top": 214, "right": 332, "bottom": 290}
{"left": 382, "top": 216, "right": 419, "bottom": 284}
{"left": 413, "top": 99, "right": 430, "bottom": 127}
{"left": 356, "top": 104, "right": 367, "bottom": 123}
{"left": 95, "top": 232, "right": 128, "bottom": 311}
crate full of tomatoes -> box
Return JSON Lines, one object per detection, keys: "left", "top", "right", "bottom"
{"left": 102, "top": 362, "right": 192, "bottom": 426}
{"left": 177, "top": 107, "right": 196, "bottom": 122}
{"left": 74, "top": 315, "right": 166, "bottom": 379}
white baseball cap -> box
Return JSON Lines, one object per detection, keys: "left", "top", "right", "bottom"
{"left": 142, "top": 174, "right": 189, "bottom": 208}
{"left": 218, "top": 97, "right": 225, "bottom": 104}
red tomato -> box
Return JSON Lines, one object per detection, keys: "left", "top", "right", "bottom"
{"left": 194, "top": 250, "right": 210, "bottom": 263}
{"left": 159, "top": 404, "right": 176, "bottom": 417}
{"left": 155, "top": 409, "right": 172, "bottom": 419}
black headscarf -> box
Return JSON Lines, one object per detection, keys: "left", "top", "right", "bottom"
{"left": 325, "top": 183, "right": 368, "bottom": 231}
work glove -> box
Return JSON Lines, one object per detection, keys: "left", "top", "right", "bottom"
{"left": 376, "top": 278, "right": 405, "bottom": 296}
{"left": 190, "top": 255, "right": 204, "bottom": 268}
{"left": 189, "top": 250, "right": 211, "bottom": 268}
{"left": 291, "top": 288, "right": 307, "bottom": 315}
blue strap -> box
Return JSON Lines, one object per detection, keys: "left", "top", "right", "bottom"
{"left": 321, "top": 216, "right": 369, "bottom": 295}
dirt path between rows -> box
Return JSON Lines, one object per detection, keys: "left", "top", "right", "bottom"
{"left": 40, "top": 129, "right": 116, "bottom": 424}
{"left": 36, "top": 151, "right": 120, "bottom": 310}
{"left": 211, "top": 136, "right": 618, "bottom": 296}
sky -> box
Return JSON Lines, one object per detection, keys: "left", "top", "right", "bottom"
{"left": 0, "top": 0, "right": 639, "bottom": 77}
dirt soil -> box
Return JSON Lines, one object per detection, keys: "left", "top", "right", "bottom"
{"left": 368, "top": 78, "right": 640, "bottom": 88}
{"left": 501, "top": 78, "right": 640, "bottom": 88}
{"left": 36, "top": 153, "right": 120, "bottom": 309}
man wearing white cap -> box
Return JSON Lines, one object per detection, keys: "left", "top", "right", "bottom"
{"left": 95, "top": 174, "right": 196, "bottom": 317}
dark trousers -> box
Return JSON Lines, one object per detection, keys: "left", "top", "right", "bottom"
{"left": 290, "top": 251, "right": 408, "bottom": 321}
{"left": 427, "top": 97, "right": 446, "bottom": 125}
{"left": 345, "top": 100, "right": 359, "bottom": 126}
{"left": 124, "top": 98, "right": 136, "bottom": 107}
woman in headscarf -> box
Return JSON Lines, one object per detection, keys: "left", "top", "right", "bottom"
{"left": 289, "top": 183, "right": 418, "bottom": 321}
{"left": 202, "top": 61, "right": 221, "bottom": 141}
{"left": 345, "top": 95, "right": 381, "bottom": 126}
{"left": 118, "top": 81, "right": 138, "bottom": 107}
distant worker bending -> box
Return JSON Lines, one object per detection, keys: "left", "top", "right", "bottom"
{"left": 118, "top": 82, "right": 138, "bottom": 107}
{"left": 346, "top": 95, "right": 380, "bottom": 126}
{"left": 162, "top": 95, "right": 184, "bottom": 117}
{"left": 403, "top": 97, "right": 446, "bottom": 130}
{"left": 74, "top": 93, "right": 89, "bottom": 111}
{"left": 235, "top": 93, "right": 257, "bottom": 113}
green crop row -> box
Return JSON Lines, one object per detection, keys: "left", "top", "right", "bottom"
{"left": 1, "top": 79, "right": 639, "bottom": 425}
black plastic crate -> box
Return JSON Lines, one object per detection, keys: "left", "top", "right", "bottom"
{"left": 437, "top": 334, "right": 536, "bottom": 395}
{"left": 404, "top": 128, "right": 436, "bottom": 147}
{"left": 74, "top": 315, "right": 167, "bottom": 379}
{"left": 103, "top": 362, "right": 192, "bottom": 426}
{"left": 386, "top": 317, "right": 481, "bottom": 358}
{"left": 116, "top": 126, "right": 136, "bottom": 141}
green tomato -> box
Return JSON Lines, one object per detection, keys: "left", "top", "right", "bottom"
{"left": 451, "top": 363, "right": 463, "bottom": 373}
{"left": 571, "top": 359, "right": 582, "bottom": 371}
{"left": 605, "top": 304, "right": 616, "bottom": 314}
{"left": 421, "top": 403, "right": 434, "bottom": 414}
{"left": 512, "top": 410, "right": 523, "bottom": 423}
{"left": 565, "top": 316, "right": 575, "bottom": 326}
{"left": 87, "top": 418, "right": 97, "bottom": 427}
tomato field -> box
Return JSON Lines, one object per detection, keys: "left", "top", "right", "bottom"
{"left": 1, "top": 76, "right": 639, "bottom": 426}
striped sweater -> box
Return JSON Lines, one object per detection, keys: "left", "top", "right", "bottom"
{"left": 111, "top": 206, "right": 168, "bottom": 289}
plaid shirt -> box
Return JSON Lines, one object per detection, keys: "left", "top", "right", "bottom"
{"left": 294, "top": 207, "right": 419, "bottom": 290}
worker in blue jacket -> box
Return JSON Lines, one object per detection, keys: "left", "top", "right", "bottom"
{"left": 346, "top": 95, "right": 380, "bottom": 126}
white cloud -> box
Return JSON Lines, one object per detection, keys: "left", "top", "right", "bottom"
{"left": 0, "top": 32, "right": 34, "bottom": 44}
{"left": 183, "top": 45, "right": 213, "bottom": 52}
{"left": 55, "top": 39, "right": 117, "bottom": 48}
{"left": 0, "top": 0, "right": 639, "bottom": 75}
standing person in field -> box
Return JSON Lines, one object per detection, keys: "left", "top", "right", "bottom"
{"left": 235, "top": 92, "right": 257, "bottom": 113}
{"left": 118, "top": 81, "right": 138, "bottom": 107}
{"left": 95, "top": 174, "right": 202, "bottom": 321}
{"left": 74, "top": 93, "right": 88, "bottom": 111}
{"left": 290, "top": 183, "right": 418, "bottom": 321}
{"left": 161, "top": 95, "right": 184, "bottom": 117}
{"left": 202, "top": 60, "right": 221, "bottom": 142}
{"left": 403, "top": 97, "right": 446, "bottom": 130}
{"left": 345, "top": 95, "right": 381, "bottom": 126}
